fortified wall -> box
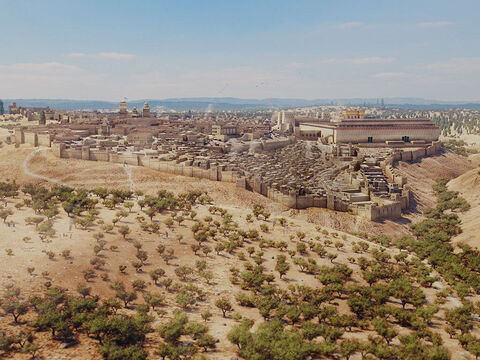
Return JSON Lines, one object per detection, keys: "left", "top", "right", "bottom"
{"left": 51, "top": 141, "right": 349, "bottom": 211}
{"left": 15, "top": 129, "right": 51, "bottom": 148}
{"left": 350, "top": 141, "right": 442, "bottom": 220}
{"left": 35, "top": 132, "right": 443, "bottom": 221}
{"left": 380, "top": 141, "right": 442, "bottom": 186}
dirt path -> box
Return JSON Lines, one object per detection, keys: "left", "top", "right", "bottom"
{"left": 23, "top": 147, "right": 69, "bottom": 186}
{"left": 123, "top": 164, "right": 135, "bottom": 192}
{"left": 23, "top": 147, "right": 136, "bottom": 192}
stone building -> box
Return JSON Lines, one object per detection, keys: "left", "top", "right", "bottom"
{"left": 211, "top": 124, "right": 238, "bottom": 141}
{"left": 142, "top": 102, "right": 151, "bottom": 118}
{"left": 119, "top": 100, "right": 128, "bottom": 118}
{"left": 304, "top": 110, "right": 440, "bottom": 145}
{"left": 8, "top": 102, "right": 19, "bottom": 114}
{"left": 272, "top": 110, "right": 295, "bottom": 132}
{"left": 212, "top": 124, "right": 238, "bottom": 136}
{"left": 131, "top": 107, "right": 139, "bottom": 118}
{"left": 126, "top": 132, "right": 154, "bottom": 147}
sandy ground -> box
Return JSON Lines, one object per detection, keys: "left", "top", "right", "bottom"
{"left": 448, "top": 154, "right": 480, "bottom": 248}
{"left": 0, "top": 144, "right": 478, "bottom": 359}
{"left": 396, "top": 151, "right": 476, "bottom": 210}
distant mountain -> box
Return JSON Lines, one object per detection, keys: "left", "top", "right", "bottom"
{"left": 3, "top": 97, "right": 480, "bottom": 112}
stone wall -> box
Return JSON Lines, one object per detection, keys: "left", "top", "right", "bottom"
{"left": 47, "top": 140, "right": 441, "bottom": 220}
{"left": 51, "top": 143, "right": 63, "bottom": 157}
{"left": 335, "top": 127, "right": 440, "bottom": 144}
{"left": 24, "top": 132, "right": 38, "bottom": 147}
{"left": 90, "top": 149, "right": 110, "bottom": 162}
{"left": 109, "top": 153, "right": 139, "bottom": 166}
{"left": 37, "top": 134, "right": 51, "bottom": 147}
{"left": 381, "top": 141, "right": 442, "bottom": 186}
{"left": 14, "top": 129, "right": 24, "bottom": 145}
{"left": 351, "top": 201, "right": 402, "bottom": 221}
{"left": 63, "top": 148, "right": 82, "bottom": 159}
{"left": 397, "top": 141, "right": 441, "bottom": 163}
{"left": 260, "top": 136, "right": 296, "bottom": 151}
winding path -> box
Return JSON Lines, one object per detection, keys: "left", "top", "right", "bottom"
{"left": 23, "top": 147, "right": 69, "bottom": 186}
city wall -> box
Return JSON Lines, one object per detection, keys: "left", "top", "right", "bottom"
{"left": 52, "top": 142, "right": 349, "bottom": 212}
{"left": 351, "top": 201, "right": 402, "bottom": 221}
{"left": 26, "top": 132, "right": 441, "bottom": 220}
{"left": 380, "top": 141, "right": 442, "bottom": 186}
{"left": 358, "top": 141, "right": 442, "bottom": 220}
{"left": 24, "top": 132, "right": 38, "bottom": 147}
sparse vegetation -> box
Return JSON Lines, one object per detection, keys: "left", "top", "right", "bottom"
{"left": 0, "top": 176, "right": 476, "bottom": 359}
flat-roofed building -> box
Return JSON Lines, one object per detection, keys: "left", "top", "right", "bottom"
{"left": 302, "top": 110, "right": 440, "bottom": 145}
{"left": 126, "top": 132, "right": 154, "bottom": 146}
{"left": 212, "top": 124, "right": 238, "bottom": 136}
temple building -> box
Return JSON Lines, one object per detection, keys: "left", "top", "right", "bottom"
{"left": 301, "top": 110, "right": 440, "bottom": 146}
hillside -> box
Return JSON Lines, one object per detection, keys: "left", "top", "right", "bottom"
{"left": 395, "top": 151, "right": 476, "bottom": 210}
{"left": 0, "top": 144, "right": 478, "bottom": 359}
{"left": 448, "top": 154, "right": 480, "bottom": 248}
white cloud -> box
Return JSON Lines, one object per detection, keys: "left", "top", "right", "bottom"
{"left": 335, "top": 21, "right": 363, "bottom": 29}
{"left": 416, "top": 21, "right": 454, "bottom": 28}
{"left": 66, "top": 52, "right": 136, "bottom": 60}
{"left": 0, "top": 62, "right": 82, "bottom": 74}
{"left": 372, "top": 72, "right": 410, "bottom": 79}
{"left": 298, "top": 57, "right": 394, "bottom": 66}
{"left": 345, "top": 57, "right": 395, "bottom": 65}
{"left": 317, "top": 58, "right": 337, "bottom": 65}
{"left": 425, "top": 57, "right": 480, "bottom": 73}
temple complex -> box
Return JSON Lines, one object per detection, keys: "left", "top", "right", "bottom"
{"left": 299, "top": 110, "right": 440, "bottom": 146}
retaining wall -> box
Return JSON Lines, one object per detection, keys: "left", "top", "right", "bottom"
{"left": 48, "top": 140, "right": 441, "bottom": 219}
{"left": 351, "top": 201, "right": 402, "bottom": 221}
{"left": 37, "top": 134, "right": 51, "bottom": 147}
{"left": 24, "top": 132, "right": 38, "bottom": 147}
{"left": 14, "top": 129, "right": 24, "bottom": 145}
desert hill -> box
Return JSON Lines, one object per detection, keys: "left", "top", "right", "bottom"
{"left": 448, "top": 154, "right": 480, "bottom": 248}
{"left": 396, "top": 151, "right": 476, "bottom": 209}
{"left": 0, "top": 144, "right": 478, "bottom": 359}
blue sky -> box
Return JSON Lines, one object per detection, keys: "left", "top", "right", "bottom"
{"left": 1, "top": 0, "right": 479, "bottom": 101}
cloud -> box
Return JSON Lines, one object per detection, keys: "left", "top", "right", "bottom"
{"left": 66, "top": 52, "right": 136, "bottom": 60}
{"left": 425, "top": 57, "right": 480, "bottom": 73}
{"left": 416, "top": 21, "right": 454, "bottom": 28}
{"left": 335, "top": 21, "right": 363, "bottom": 29}
{"left": 372, "top": 72, "right": 410, "bottom": 79}
{"left": 298, "top": 57, "right": 394, "bottom": 66}
{"left": 317, "top": 58, "right": 337, "bottom": 65}
{"left": 0, "top": 62, "right": 82, "bottom": 74}
{"left": 345, "top": 57, "right": 395, "bottom": 65}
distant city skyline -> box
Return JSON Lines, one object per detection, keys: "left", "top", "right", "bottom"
{"left": 1, "top": 0, "right": 480, "bottom": 101}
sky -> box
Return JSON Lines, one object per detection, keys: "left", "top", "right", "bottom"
{"left": 1, "top": 0, "right": 480, "bottom": 101}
